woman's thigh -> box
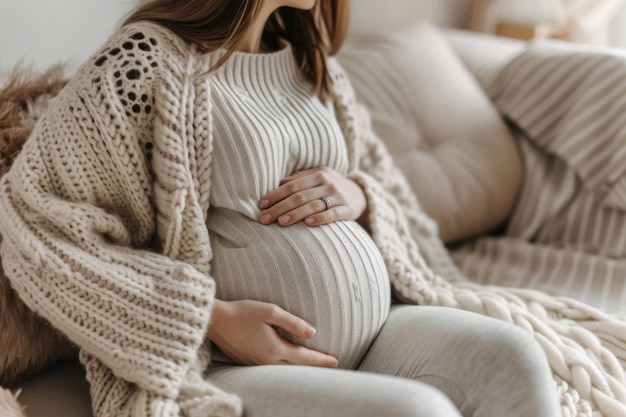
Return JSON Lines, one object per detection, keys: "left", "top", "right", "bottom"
{"left": 357, "top": 305, "right": 560, "bottom": 417}
{"left": 207, "top": 364, "right": 462, "bottom": 417}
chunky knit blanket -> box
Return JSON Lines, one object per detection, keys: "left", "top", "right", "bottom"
{"left": 1, "top": 21, "right": 626, "bottom": 417}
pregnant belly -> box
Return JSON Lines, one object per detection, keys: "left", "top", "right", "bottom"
{"left": 208, "top": 212, "right": 391, "bottom": 369}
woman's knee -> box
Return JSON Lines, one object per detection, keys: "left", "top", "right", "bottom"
{"left": 467, "top": 322, "right": 560, "bottom": 417}
{"left": 475, "top": 317, "right": 550, "bottom": 376}
{"left": 435, "top": 310, "right": 559, "bottom": 417}
{"left": 359, "top": 306, "right": 559, "bottom": 417}
{"left": 434, "top": 309, "right": 553, "bottom": 385}
{"left": 384, "top": 305, "right": 550, "bottom": 373}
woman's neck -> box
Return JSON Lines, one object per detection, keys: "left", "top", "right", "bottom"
{"left": 237, "top": 8, "right": 273, "bottom": 53}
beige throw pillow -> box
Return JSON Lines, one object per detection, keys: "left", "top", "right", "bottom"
{"left": 338, "top": 21, "right": 522, "bottom": 243}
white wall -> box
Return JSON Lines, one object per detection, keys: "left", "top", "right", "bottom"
{"left": 0, "top": 0, "right": 471, "bottom": 74}
{"left": 2, "top": 0, "right": 626, "bottom": 75}
{"left": 611, "top": 3, "right": 626, "bottom": 47}
{"left": 350, "top": 0, "right": 626, "bottom": 47}
{"left": 349, "top": 0, "right": 470, "bottom": 33}
{"left": 0, "top": 0, "right": 137, "bottom": 74}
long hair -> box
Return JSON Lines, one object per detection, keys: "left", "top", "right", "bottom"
{"left": 124, "top": 0, "right": 350, "bottom": 97}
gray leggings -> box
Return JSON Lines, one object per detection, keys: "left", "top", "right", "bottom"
{"left": 207, "top": 306, "right": 561, "bottom": 417}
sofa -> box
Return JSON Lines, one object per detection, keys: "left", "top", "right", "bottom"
{"left": 3, "top": 3, "right": 626, "bottom": 417}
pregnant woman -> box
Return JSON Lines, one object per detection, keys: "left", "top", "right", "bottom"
{"left": 0, "top": 0, "right": 561, "bottom": 416}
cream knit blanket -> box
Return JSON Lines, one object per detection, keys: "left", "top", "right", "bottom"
{"left": 1, "top": 21, "right": 625, "bottom": 417}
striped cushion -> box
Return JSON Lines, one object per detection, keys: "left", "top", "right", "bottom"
{"left": 492, "top": 41, "right": 626, "bottom": 211}
{"left": 452, "top": 40, "right": 626, "bottom": 315}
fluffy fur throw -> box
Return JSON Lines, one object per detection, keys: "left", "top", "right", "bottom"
{"left": 0, "top": 389, "right": 26, "bottom": 417}
{"left": 0, "top": 66, "right": 76, "bottom": 417}
{"left": 0, "top": 66, "right": 67, "bottom": 174}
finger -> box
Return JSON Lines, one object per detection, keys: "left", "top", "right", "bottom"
{"left": 305, "top": 205, "right": 351, "bottom": 226}
{"left": 259, "top": 185, "right": 329, "bottom": 225}
{"left": 259, "top": 175, "right": 323, "bottom": 210}
{"left": 282, "top": 343, "right": 339, "bottom": 368}
{"left": 265, "top": 305, "right": 316, "bottom": 339}
{"left": 275, "top": 192, "right": 338, "bottom": 227}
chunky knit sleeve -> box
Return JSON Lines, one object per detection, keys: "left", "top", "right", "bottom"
{"left": 0, "top": 23, "right": 240, "bottom": 416}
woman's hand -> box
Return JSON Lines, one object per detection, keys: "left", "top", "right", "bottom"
{"left": 207, "top": 299, "right": 339, "bottom": 367}
{"left": 258, "top": 166, "right": 368, "bottom": 227}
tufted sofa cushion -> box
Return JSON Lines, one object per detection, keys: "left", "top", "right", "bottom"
{"left": 338, "top": 21, "right": 523, "bottom": 243}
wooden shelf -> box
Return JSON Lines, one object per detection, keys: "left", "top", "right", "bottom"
{"left": 495, "top": 22, "right": 571, "bottom": 41}
{"left": 468, "top": 0, "right": 493, "bottom": 32}
{"left": 467, "top": 0, "right": 613, "bottom": 42}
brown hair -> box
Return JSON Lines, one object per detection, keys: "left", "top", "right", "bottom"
{"left": 124, "top": 0, "right": 351, "bottom": 97}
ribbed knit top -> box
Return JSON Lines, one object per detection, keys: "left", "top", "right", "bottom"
{"left": 205, "top": 45, "right": 390, "bottom": 369}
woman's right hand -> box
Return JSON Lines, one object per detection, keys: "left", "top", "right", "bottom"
{"left": 207, "top": 299, "right": 338, "bottom": 367}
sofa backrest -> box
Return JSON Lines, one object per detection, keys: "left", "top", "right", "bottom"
{"left": 349, "top": 0, "right": 469, "bottom": 34}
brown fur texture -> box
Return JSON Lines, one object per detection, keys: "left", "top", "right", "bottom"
{"left": 0, "top": 67, "right": 77, "bottom": 410}
{"left": 0, "top": 65, "right": 67, "bottom": 176}
{"left": 0, "top": 389, "right": 27, "bottom": 417}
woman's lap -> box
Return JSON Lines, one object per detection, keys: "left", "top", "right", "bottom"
{"left": 208, "top": 305, "right": 560, "bottom": 417}
{"left": 207, "top": 364, "right": 461, "bottom": 417}
{"left": 358, "top": 305, "right": 560, "bottom": 417}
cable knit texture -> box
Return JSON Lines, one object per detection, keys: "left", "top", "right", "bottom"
{"left": 1, "top": 21, "right": 625, "bottom": 417}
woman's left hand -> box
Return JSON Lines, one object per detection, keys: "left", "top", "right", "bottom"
{"left": 258, "top": 166, "right": 367, "bottom": 227}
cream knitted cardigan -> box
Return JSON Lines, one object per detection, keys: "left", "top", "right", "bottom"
{"left": 1, "top": 21, "right": 626, "bottom": 417}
